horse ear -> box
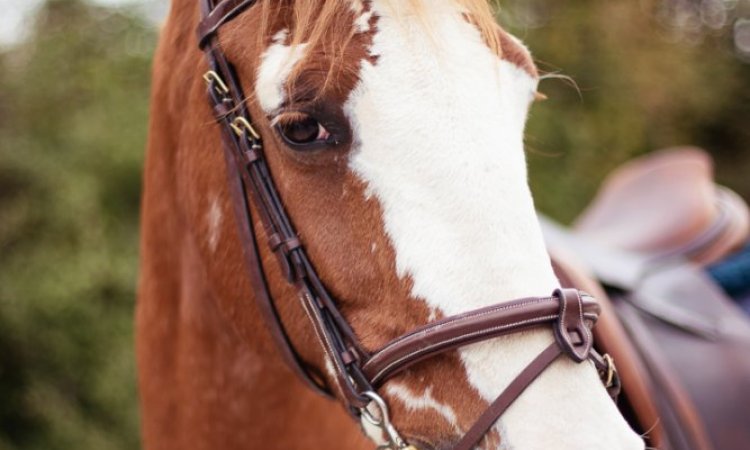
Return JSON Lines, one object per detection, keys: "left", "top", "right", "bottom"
{"left": 494, "top": 24, "right": 538, "bottom": 78}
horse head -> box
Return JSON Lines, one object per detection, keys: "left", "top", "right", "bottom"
{"left": 140, "top": 1, "right": 645, "bottom": 449}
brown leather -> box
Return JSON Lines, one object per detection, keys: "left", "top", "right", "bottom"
{"left": 551, "top": 251, "right": 668, "bottom": 449}
{"left": 205, "top": 26, "right": 327, "bottom": 394}
{"left": 691, "top": 187, "right": 750, "bottom": 264}
{"left": 452, "top": 343, "right": 563, "bottom": 450}
{"left": 554, "top": 288, "right": 594, "bottom": 362}
{"left": 197, "top": 1, "right": 620, "bottom": 448}
{"left": 621, "top": 265, "right": 750, "bottom": 450}
{"left": 545, "top": 154, "right": 750, "bottom": 450}
{"left": 548, "top": 228, "right": 750, "bottom": 450}
{"left": 616, "top": 302, "right": 715, "bottom": 450}
{"left": 363, "top": 294, "right": 601, "bottom": 385}
{"left": 453, "top": 334, "right": 617, "bottom": 450}
{"left": 197, "top": 0, "right": 257, "bottom": 49}
{"left": 575, "top": 147, "right": 750, "bottom": 266}
{"left": 216, "top": 106, "right": 331, "bottom": 396}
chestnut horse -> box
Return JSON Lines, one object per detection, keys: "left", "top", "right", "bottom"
{"left": 137, "top": 0, "right": 644, "bottom": 448}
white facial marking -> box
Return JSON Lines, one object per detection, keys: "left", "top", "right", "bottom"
{"left": 255, "top": 30, "right": 308, "bottom": 113}
{"left": 349, "top": 0, "right": 364, "bottom": 13}
{"left": 385, "top": 383, "right": 461, "bottom": 434}
{"left": 361, "top": 406, "right": 389, "bottom": 446}
{"left": 346, "top": 1, "right": 644, "bottom": 449}
{"left": 354, "top": 9, "right": 374, "bottom": 33}
{"left": 207, "top": 195, "right": 222, "bottom": 253}
{"left": 271, "top": 29, "right": 288, "bottom": 44}
{"left": 494, "top": 422, "right": 511, "bottom": 450}
{"left": 349, "top": 0, "right": 367, "bottom": 21}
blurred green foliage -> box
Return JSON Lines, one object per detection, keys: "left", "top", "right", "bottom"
{"left": 507, "top": 0, "right": 750, "bottom": 222}
{"left": 0, "top": 1, "right": 153, "bottom": 449}
{"left": 0, "top": 0, "right": 747, "bottom": 449}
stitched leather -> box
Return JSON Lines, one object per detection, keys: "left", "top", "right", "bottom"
{"left": 363, "top": 294, "right": 600, "bottom": 384}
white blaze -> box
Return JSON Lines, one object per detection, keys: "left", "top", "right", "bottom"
{"left": 255, "top": 30, "right": 308, "bottom": 113}
{"left": 385, "top": 383, "right": 462, "bottom": 434}
{"left": 345, "top": 1, "right": 644, "bottom": 449}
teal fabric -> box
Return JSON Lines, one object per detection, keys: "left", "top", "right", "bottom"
{"left": 708, "top": 244, "right": 750, "bottom": 313}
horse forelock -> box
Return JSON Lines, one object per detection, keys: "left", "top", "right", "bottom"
{"left": 256, "top": 0, "right": 503, "bottom": 57}
{"left": 246, "top": 0, "right": 535, "bottom": 112}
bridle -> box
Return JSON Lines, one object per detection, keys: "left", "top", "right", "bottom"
{"left": 196, "top": 1, "right": 621, "bottom": 448}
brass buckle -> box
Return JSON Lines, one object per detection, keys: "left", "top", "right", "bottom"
{"left": 230, "top": 117, "right": 261, "bottom": 141}
{"left": 203, "top": 70, "right": 230, "bottom": 95}
{"left": 602, "top": 354, "right": 616, "bottom": 388}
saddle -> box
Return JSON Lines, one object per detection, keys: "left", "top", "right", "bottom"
{"left": 542, "top": 147, "right": 750, "bottom": 450}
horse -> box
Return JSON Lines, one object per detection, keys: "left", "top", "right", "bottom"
{"left": 137, "top": 1, "right": 645, "bottom": 449}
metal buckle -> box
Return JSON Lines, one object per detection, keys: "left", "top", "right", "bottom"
{"left": 230, "top": 117, "right": 261, "bottom": 141}
{"left": 360, "top": 391, "right": 415, "bottom": 450}
{"left": 203, "top": 70, "right": 230, "bottom": 95}
{"left": 602, "top": 353, "right": 616, "bottom": 388}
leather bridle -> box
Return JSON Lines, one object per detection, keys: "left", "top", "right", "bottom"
{"left": 196, "top": 1, "right": 620, "bottom": 448}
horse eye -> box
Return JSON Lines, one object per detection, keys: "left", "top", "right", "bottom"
{"left": 276, "top": 114, "right": 331, "bottom": 147}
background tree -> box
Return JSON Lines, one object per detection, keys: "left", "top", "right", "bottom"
{"left": 504, "top": 0, "right": 750, "bottom": 221}
{"left": 0, "top": 1, "right": 152, "bottom": 449}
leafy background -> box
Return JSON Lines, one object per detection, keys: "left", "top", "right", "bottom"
{"left": 0, "top": 0, "right": 748, "bottom": 449}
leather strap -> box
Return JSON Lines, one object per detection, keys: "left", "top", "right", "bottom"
{"left": 554, "top": 288, "right": 594, "bottom": 362}
{"left": 363, "top": 294, "right": 600, "bottom": 385}
{"left": 209, "top": 44, "right": 335, "bottom": 398}
{"left": 200, "top": 0, "right": 347, "bottom": 400}
{"left": 197, "top": 0, "right": 257, "bottom": 49}
{"left": 453, "top": 343, "right": 563, "bottom": 450}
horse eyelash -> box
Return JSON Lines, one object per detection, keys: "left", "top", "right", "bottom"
{"left": 270, "top": 111, "right": 311, "bottom": 128}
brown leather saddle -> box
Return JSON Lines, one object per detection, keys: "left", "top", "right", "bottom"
{"left": 542, "top": 147, "right": 750, "bottom": 450}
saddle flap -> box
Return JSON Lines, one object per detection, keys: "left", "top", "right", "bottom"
{"left": 574, "top": 147, "right": 750, "bottom": 265}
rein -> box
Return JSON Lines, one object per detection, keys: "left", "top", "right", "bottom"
{"left": 196, "top": 1, "right": 620, "bottom": 448}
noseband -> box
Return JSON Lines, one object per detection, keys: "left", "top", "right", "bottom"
{"left": 197, "top": 1, "right": 620, "bottom": 448}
